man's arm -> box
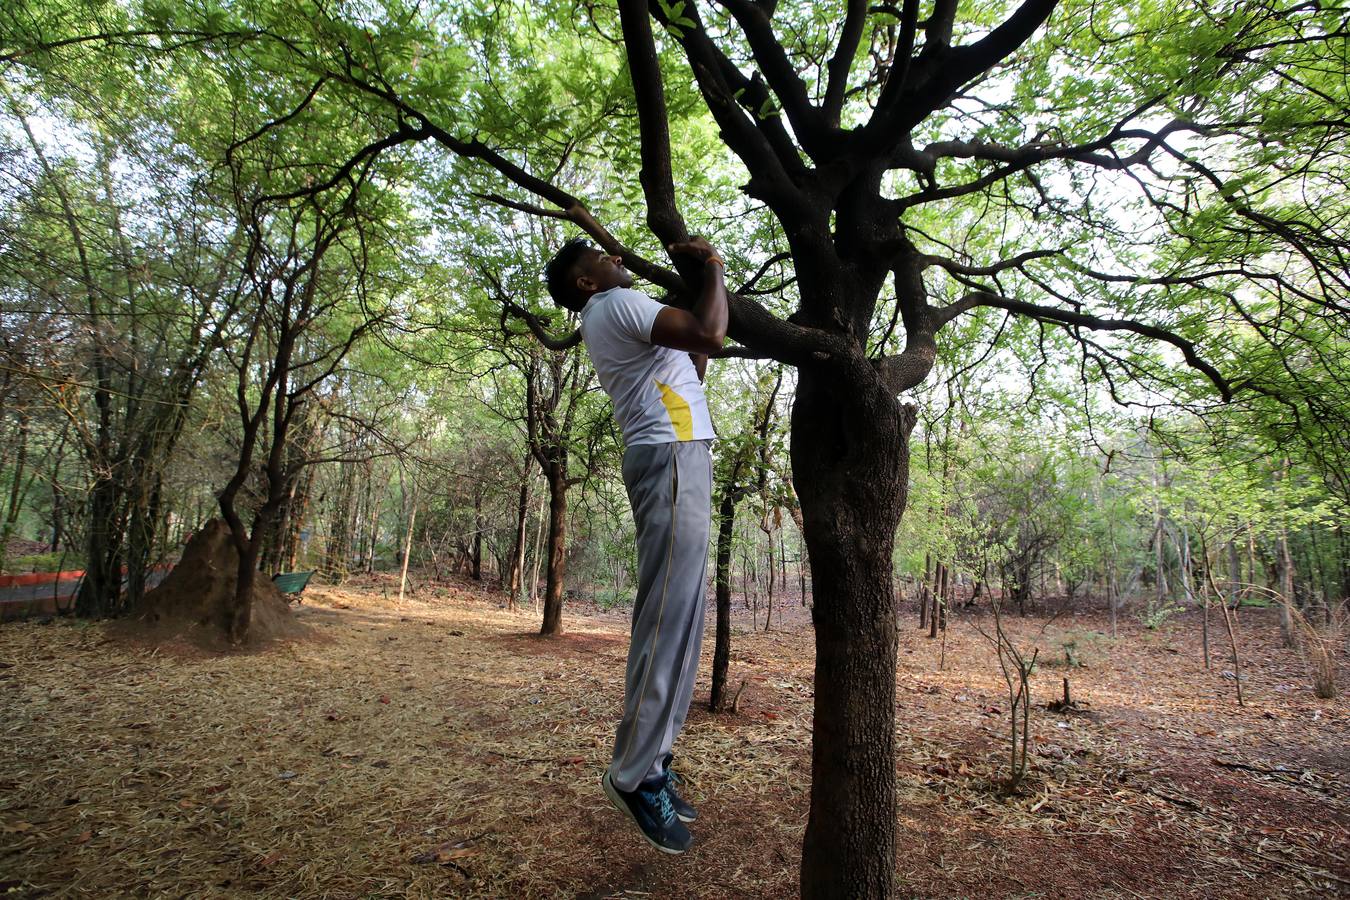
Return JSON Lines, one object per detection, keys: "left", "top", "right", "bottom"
{"left": 650, "top": 238, "right": 728, "bottom": 355}
{"left": 689, "top": 352, "right": 708, "bottom": 382}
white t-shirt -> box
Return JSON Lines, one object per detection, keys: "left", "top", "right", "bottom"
{"left": 579, "top": 287, "right": 716, "bottom": 447}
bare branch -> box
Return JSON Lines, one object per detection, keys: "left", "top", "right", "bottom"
{"left": 0, "top": 28, "right": 266, "bottom": 65}
{"left": 470, "top": 192, "right": 570, "bottom": 220}
{"left": 736, "top": 251, "right": 792, "bottom": 293}
{"left": 894, "top": 116, "right": 1195, "bottom": 210}
{"left": 642, "top": 0, "right": 811, "bottom": 218}
{"left": 253, "top": 120, "right": 425, "bottom": 206}
{"left": 717, "top": 0, "right": 823, "bottom": 152}
{"left": 920, "top": 249, "right": 1062, "bottom": 276}
{"left": 822, "top": 0, "right": 869, "bottom": 125}
{"left": 618, "top": 0, "right": 690, "bottom": 247}
{"left": 935, "top": 290, "right": 1233, "bottom": 399}
{"left": 485, "top": 271, "right": 583, "bottom": 352}
{"left": 867, "top": 0, "right": 1058, "bottom": 150}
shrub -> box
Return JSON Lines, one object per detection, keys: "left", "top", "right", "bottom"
{"left": 1043, "top": 629, "right": 1109, "bottom": 668}
{"left": 593, "top": 587, "right": 632, "bottom": 611}
{"left": 1290, "top": 602, "right": 1345, "bottom": 700}
{"left": 1139, "top": 599, "right": 1183, "bottom": 630}
{"left": 6, "top": 552, "right": 67, "bottom": 573}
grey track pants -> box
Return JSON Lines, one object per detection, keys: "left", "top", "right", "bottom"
{"left": 609, "top": 440, "right": 713, "bottom": 792}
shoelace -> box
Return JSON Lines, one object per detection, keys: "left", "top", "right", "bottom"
{"left": 641, "top": 783, "right": 676, "bottom": 825}
{"left": 657, "top": 788, "right": 675, "bottom": 825}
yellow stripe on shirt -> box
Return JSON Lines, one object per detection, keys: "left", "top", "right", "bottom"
{"left": 655, "top": 381, "right": 694, "bottom": 441}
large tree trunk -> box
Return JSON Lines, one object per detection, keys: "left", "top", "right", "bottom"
{"left": 75, "top": 477, "right": 124, "bottom": 617}
{"left": 225, "top": 508, "right": 278, "bottom": 645}
{"left": 123, "top": 476, "right": 162, "bottom": 610}
{"left": 261, "top": 463, "right": 312, "bottom": 576}
{"left": 539, "top": 465, "right": 568, "bottom": 635}
{"left": 794, "top": 366, "right": 909, "bottom": 900}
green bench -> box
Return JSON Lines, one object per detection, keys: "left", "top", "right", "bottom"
{"left": 272, "top": 571, "right": 315, "bottom": 601}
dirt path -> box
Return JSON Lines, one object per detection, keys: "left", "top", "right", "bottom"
{"left": 1, "top": 578, "right": 1345, "bottom": 897}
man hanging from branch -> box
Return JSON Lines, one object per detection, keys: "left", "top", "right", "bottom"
{"left": 544, "top": 235, "right": 728, "bottom": 854}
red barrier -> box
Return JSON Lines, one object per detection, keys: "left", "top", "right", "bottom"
{"left": 0, "top": 565, "right": 173, "bottom": 621}
{"left": 0, "top": 571, "right": 84, "bottom": 589}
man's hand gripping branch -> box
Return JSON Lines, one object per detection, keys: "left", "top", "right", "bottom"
{"left": 654, "top": 238, "right": 728, "bottom": 381}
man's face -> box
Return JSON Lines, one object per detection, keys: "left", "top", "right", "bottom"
{"left": 575, "top": 248, "right": 633, "bottom": 296}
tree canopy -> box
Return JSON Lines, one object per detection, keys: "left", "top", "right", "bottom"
{"left": 2, "top": 1, "right": 1346, "bottom": 896}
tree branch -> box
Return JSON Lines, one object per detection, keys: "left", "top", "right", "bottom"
{"left": 644, "top": 0, "right": 809, "bottom": 217}
{"left": 298, "top": 59, "right": 688, "bottom": 295}
{"left": 618, "top": 0, "right": 691, "bottom": 248}
{"left": 252, "top": 120, "right": 425, "bottom": 206}
{"left": 716, "top": 0, "right": 823, "bottom": 154}
{"left": 866, "top": 0, "right": 1059, "bottom": 151}
{"left": 920, "top": 248, "right": 1062, "bottom": 276}
{"left": 487, "top": 272, "right": 583, "bottom": 351}
{"left": 469, "top": 192, "right": 570, "bottom": 220}
{"left": 922, "top": 0, "right": 960, "bottom": 50}
{"left": 737, "top": 251, "right": 792, "bottom": 293}
{"left": 822, "top": 0, "right": 870, "bottom": 125}
{"left": 893, "top": 116, "right": 1194, "bottom": 209}
{"left": 874, "top": 344, "right": 936, "bottom": 395}
{"left": 935, "top": 290, "right": 1233, "bottom": 399}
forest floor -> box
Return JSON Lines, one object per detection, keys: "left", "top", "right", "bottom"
{"left": 1, "top": 574, "right": 1347, "bottom": 899}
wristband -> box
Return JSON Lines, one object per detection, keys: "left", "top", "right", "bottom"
{"left": 705, "top": 255, "right": 725, "bottom": 268}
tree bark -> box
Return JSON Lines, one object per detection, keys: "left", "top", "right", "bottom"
{"left": 765, "top": 523, "right": 776, "bottom": 632}
{"left": 472, "top": 493, "right": 483, "bottom": 581}
{"left": 325, "top": 460, "right": 355, "bottom": 580}
{"left": 1278, "top": 527, "right": 1297, "bottom": 647}
{"left": 539, "top": 466, "right": 568, "bottom": 635}
{"left": 710, "top": 483, "right": 739, "bottom": 711}
{"left": 529, "top": 492, "right": 546, "bottom": 611}
{"left": 929, "top": 561, "right": 945, "bottom": 638}
{"left": 75, "top": 477, "right": 123, "bottom": 617}
{"left": 919, "top": 552, "right": 931, "bottom": 631}
{"left": 399, "top": 488, "right": 417, "bottom": 603}
{"left": 1, "top": 409, "right": 29, "bottom": 572}
{"left": 794, "top": 365, "right": 909, "bottom": 900}
{"left": 507, "top": 456, "right": 531, "bottom": 606}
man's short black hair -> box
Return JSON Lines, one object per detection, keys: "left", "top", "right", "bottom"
{"left": 544, "top": 237, "right": 593, "bottom": 311}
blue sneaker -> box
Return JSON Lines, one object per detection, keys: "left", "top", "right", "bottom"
{"left": 663, "top": 756, "right": 697, "bottom": 823}
{"left": 602, "top": 767, "right": 693, "bottom": 854}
